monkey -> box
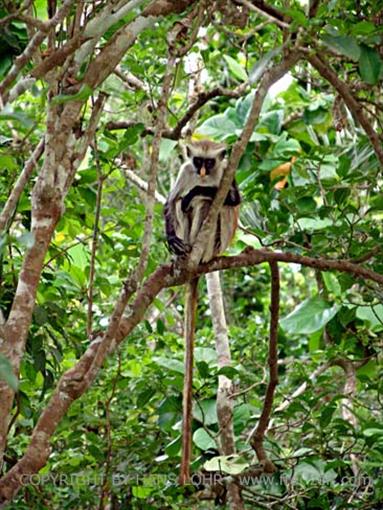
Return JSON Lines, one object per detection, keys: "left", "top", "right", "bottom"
{"left": 164, "top": 139, "right": 240, "bottom": 484}
{"left": 164, "top": 139, "right": 240, "bottom": 262}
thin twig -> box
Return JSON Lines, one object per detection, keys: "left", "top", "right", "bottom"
{"left": 236, "top": 0, "right": 289, "bottom": 28}
{"left": 123, "top": 167, "right": 166, "bottom": 204}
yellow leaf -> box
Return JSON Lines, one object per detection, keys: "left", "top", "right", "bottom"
{"left": 55, "top": 232, "right": 65, "bottom": 243}
{"left": 270, "top": 157, "right": 296, "bottom": 189}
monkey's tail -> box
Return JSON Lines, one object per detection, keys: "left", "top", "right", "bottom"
{"left": 179, "top": 276, "right": 199, "bottom": 485}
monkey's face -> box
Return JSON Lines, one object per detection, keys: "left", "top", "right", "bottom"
{"left": 184, "top": 140, "right": 227, "bottom": 180}
{"left": 192, "top": 156, "right": 216, "bottom": 177}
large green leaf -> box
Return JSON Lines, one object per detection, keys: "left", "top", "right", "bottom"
{"left": 281, "top": 296, "right": 339, "bottom": 335}
{"left": 322, "top": 35, "right": 360, "bottom": 60}
{"left": 197, "top": 114, "right": 238, "bottom": 140}
{"left": 192, "top": 428, "right": 216, "bottom": 450}
{"left": 358, "top": 45, "right": 382, "bottom": 85}
{"left": 193, "top": 399, "right": 217, "bottom": 425}
{"left": 356, "top": 304, "right": 383, "bottom": 330}
{"left": 204, "top": 455, "right": 249, "bottom": 475}
{"left": 223, "top": 55, "right": 247, "bottom": 82}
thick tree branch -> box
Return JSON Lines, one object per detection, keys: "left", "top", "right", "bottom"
{"left": 73, "top": 0, "right": 145, "bottom": 65}
{"left": 83, "top": 0, "right": 197, "bottom": 90}
{"left": 250, "top": 262, "right": 279, "bottom": 472}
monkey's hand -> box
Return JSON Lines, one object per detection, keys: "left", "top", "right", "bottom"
{"left": 167, "top": 234, "right": 191, "bottom": 256}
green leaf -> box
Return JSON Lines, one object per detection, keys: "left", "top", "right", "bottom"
{"left": 193, "top": 399, "right": 217, "bottom": 425}
{"left": 358, "top": 45, "right": 382, "bottom": 85}
{"left": 223, "top": 55, "right": 247, "bottom": 82}
{"left": 192, "top": 428, "right": 216, "bottom": 450}
{"left": 217, "top": 366, "right": 238, "bottom": 379}
{"left": 297, "top": 217, "right": 332, "bottom": 232}
{"left": 204, "top": 455, "right": 249, "bottom": 475}
{"left": 197, "top": 114, "right": 238, "bottom": 140}
{"left": 154, "top": 357, "right": 184, "bottom": 374}
{"left": 249, "top": 47, "right": 282, "bottom": 84}
{"left": 0, "top": 110, "right": 33, "bottom": 128}
{"left": 356, "top": 304, "right": 383, "bottom": 330}
{"left": 165, "top": 435, "right": 181, "bottom": 457}
{"left": 322, "top": 273, "right": 341, "bottom": 297}
{"left": 159, "top": 138, "right": 178, "bottom": 162}
{"left": 156, "top": 318, "right": 165, "bottom": 335}
{"left": 322, "top": 35, "right": 360, "bottom": 61}
{"left": 196, "top": 360, "right": 210, "bottom": 379}
{"left": 281, "top": 296, "right": 339, "bottom": 335}
{"left": 363, "top": 428, "right": 383, "bottom": 437}
{"left": 0, "top": 354, "right": 18, "bottom": 391}
{"left": 351, "top": 21, "right": 377, "bottom": 36}
{"left": 194, "top": 347, "right": 217, "bottom": 365}
{"left": 119, "top": 123, "right": 145, "bottom": 150}
{"left": 320, "top": 403, "right": 336, "bottom": 428}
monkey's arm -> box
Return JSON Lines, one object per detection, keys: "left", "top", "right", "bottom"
{"left": 181, "top": 180, "right": 241, "bottom": 212}
{"left": 224, "top": 179, "right": 241, "bottom": 206}
{"left": 164, "top": 198, "right": 190, "bottom": 256}
{"left": 181, "top": 186, "right": 217, "bottom": 212}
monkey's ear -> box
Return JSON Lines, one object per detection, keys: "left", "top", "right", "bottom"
{"left": 218, "top": 148, "right": 227, "bottom": 160}
{"left": 181, "top": 143, "right": 192, "bottom": 160}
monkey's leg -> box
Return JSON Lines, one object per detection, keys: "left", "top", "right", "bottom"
{"left": 179, "top": 277, "right": 199, "bottom": 485}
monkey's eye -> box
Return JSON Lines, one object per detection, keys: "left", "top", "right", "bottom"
{"left": 204, "top": 158, "right": 215, "bottom": 170}
{"left": 193, "top": 157, "right": 203, "bottom": 170}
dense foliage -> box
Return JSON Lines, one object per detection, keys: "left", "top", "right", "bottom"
{"left": 0, "top": 0, "right": 382, "bottom": 508}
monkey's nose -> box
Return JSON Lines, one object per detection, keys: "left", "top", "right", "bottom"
{"left": 199, "top": 167, "right": 206, "bottom": 177}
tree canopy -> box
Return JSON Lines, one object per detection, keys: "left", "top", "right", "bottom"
{"left": 0, "top": 0, "right": 382, "bottom": 508}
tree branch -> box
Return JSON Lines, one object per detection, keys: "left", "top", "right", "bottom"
{"left": 106, "top": 83, "right": 250, "bottom": 139}
{"left": 236, "top": 0, "right": 289, "bottom": 28}
{"left": 0, "top": 0, "right": 76, "bottom": 103}
{"left": 0, "top": 138, "right": 45, "bottom": 233}
{"left": 249, "top": 261, "right": 279, "bottom": 472}
{"left": 306, "top": 52, "right": 383, "bottom": 167}
{"left": 1, "top": 246, "right": 382, "bottom": 502}
{"left": 206, "top": 271, "right": 244, "bottom": 509}
{"left": 123, "top": 167, "right": 166, "bottom": 204}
